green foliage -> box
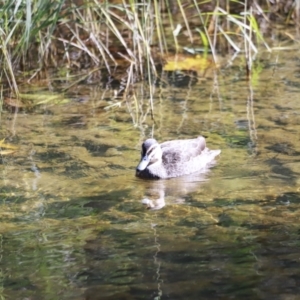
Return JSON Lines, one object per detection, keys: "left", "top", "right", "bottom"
{"left": 0, "top": 0, "right": 67, "bottom": 95}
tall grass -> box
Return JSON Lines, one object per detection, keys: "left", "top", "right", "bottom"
{"left": 0, "top": 0, "right": 297, "bottom": 97}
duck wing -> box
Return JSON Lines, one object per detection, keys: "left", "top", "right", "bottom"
{"left": 160, "top": 136, "right": 206, "bottom": 164}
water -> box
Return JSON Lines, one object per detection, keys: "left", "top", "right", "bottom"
{"left": 1, "top": 50, "right": 300, "bottom": 299}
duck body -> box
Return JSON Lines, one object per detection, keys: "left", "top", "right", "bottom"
{"left": 136, "top": 136, "right": 221, "bottom": 179}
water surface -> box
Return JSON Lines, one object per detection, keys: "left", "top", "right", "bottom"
{"left": 1, "top": 49, "right": 300, "bottom": 299}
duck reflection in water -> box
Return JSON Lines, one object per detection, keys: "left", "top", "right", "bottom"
{"left": 139, "top": 172, "right": 210, "bottom": 210}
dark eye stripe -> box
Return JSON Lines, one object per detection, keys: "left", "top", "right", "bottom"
{"left": 142, "top": 145, "right": 147, "bottom": 155}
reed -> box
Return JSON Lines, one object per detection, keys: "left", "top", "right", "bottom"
{"left": 0, "top": 0, "right": 297, "bottom": 97}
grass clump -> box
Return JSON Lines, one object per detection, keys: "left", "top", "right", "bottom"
{"left": 0, "top": 0, "right": 298, "bottom": 96}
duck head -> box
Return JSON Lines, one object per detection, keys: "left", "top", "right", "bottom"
{"left": 136, "top": 139, "right": 162, "bottom": 173}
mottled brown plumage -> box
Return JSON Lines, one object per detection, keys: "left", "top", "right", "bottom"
{"left": 136, "top": 136, "right": 221, "bottom": 179}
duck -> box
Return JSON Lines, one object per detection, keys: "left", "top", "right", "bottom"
{"left": 136, "top": 136, "right": 221, "bottom": 179}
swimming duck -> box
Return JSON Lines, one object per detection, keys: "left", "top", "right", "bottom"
{"left": 136, "top": 136, "right": 221, "bottom": 179}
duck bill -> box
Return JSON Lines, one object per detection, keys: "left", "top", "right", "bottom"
{"left": 136, "top": 155, "right": 150, "bottom": 171}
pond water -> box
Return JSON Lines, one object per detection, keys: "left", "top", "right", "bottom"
{"left": 1, "top": 49, "right": 300, "bottom": 300}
